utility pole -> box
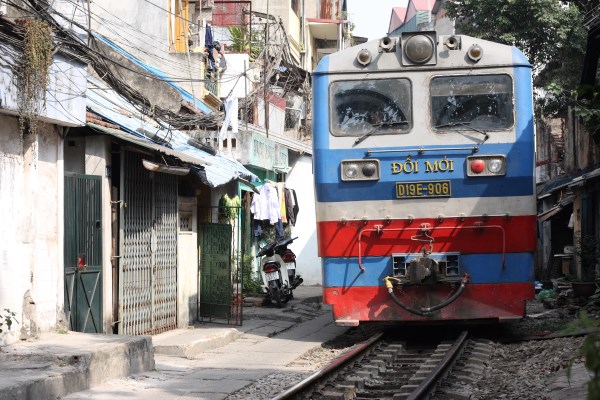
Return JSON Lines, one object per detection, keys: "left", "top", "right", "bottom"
{"left": 244, "top": 60, "right": 248, "bottom": 131}
{"left": 264, "top": 0, "right": 269, "bottom": 137}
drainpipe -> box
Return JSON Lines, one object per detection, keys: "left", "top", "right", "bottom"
{"left": 338, "top": 20, "right": 342, "bottom": 51}
{"left": 572, "top": 107, "right": 578, "bottom": 170}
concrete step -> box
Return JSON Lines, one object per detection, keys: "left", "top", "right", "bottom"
{"left": 0, "top": 331, "right": 154, "bottom": 400}
{"left": 152, "top": 326, "right": 242, "bottom": 358}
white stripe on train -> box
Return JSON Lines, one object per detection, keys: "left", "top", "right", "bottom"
{"left": 315, "top": 195, "right": 536, "bottom": 222}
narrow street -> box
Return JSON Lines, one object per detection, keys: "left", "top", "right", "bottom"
{"left": 61, "top": 288, "right": 347, "bottom": 400}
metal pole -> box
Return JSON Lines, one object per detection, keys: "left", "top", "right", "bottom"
{"left": 264, "top": 0, "right": 269, "bottom": 137}
{"left": 87, "top": 0, "right": 92, "bottom": 46}
{"left": 244, "top": 60, "right": 248, "bottom": 131}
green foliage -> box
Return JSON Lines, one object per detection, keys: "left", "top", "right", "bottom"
{"left": 444, "top": 0, "right": 587, "bottom": 117}
{"left": 536, "top": 288, "right": 557, "bottom": 301}
{"left": 241, "top": 254, "right": 261, "bottom": 294}
{"left": 227, "top": 26, "right": 263, "bottom": 61}
{"left": 218, "top": 194, "right": 241, "bottom": 221}
{"left": 0, "top": 309, "right": 18, "bottom": 334}
{"left": 574, "top": 84, "right": 600, "bottom": 142}
{"left": 444, "top": 0, "right": 586, "bottom": 71}
{"left": 564, "top": 312, "right": 600, "bottom": 399}
{"left": 16, "top": 19, "right": 53, "bottom": 138}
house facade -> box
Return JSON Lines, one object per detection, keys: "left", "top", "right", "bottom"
{"left": 0, "top": 0, "right": 88, "bottom": 344}
{"left": 0, "top": 0, "right": 353, "bottom": 344}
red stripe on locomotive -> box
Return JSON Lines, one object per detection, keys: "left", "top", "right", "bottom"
{"left": 323, "top": 283, "right": 534, "bottom": 323}
{"left": 317, "top": 215, "right": 536, "bottom": 257}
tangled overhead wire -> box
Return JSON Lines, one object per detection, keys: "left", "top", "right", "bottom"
{"left": 1, "top": 0, "right": 311, "bottom": 140}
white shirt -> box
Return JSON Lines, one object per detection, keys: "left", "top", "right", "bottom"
{"left": 250, "top": 184, "right": 281, "bottom": 224}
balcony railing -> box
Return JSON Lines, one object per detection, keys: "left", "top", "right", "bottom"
{"left": 204, "top": 70, "right": 220, "bottom": 97}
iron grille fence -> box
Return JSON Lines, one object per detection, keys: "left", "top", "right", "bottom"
{"left": 197, "top": 205, "right": 244, "bottom": 325}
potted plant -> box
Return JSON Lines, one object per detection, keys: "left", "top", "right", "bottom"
{"left": 572, "top": 233, "right": 600, "bottom": 298}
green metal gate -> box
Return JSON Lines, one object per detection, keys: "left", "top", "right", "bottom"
{"left": 198, "top": 206, "right": 243, "bottom": 325}
{"left": 119, "top": 151, "right": 178, "bottom": 335}
{"left": 64, "top": 173, "right": 103, "bottom": 333}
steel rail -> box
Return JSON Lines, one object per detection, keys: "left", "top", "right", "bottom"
{"left": 407, "top": 330, "right": 469, "bottom": 400}
{"left": 271, "top": 331, "right": 384, "bottom": 400}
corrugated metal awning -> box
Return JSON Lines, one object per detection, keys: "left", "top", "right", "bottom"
{"left": 87, "top": 123, "right": 209, "bottom": 167}
{"left": 538, "top": 195, "right": 574, "bottom": 222}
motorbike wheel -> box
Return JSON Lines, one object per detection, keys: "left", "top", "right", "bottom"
{"left": 272, "top": 287, "right": 283, "bottom": 308}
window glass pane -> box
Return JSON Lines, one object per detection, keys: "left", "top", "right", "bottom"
{"left": 330, "top": 79, "right": 412, "bottom": 137}
{"left": 431, "top": 75, "right": 514, "bottom": 130}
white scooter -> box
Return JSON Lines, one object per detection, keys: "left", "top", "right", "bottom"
{"left": 257, "top": 237, "right": 303, "bottom": 307}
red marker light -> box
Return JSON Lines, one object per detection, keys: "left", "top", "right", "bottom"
{"left": 471, "top": 159, "right": 485, "bottom": 174}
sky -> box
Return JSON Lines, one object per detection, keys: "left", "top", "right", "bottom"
{"left": 346, "top": 0, "right": 409, "bottom": 41}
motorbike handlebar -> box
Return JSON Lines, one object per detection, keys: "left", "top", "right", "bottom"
{"left": 257, "top": 236, "right": 298, "bottom": 257}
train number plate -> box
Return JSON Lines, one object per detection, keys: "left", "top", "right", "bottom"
{"left": 396, "top": 180, "right": 452, "bottom": 199}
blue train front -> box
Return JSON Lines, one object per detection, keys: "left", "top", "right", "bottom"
{"left": 312, "top": 32, "right": 536, "bottom": 326}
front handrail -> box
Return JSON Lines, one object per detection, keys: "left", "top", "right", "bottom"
{"left": 357, "top": 224, "right": 507, "bottom": 272}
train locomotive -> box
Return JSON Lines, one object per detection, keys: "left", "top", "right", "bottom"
{"left": 312, "top": 32, "right": 536, "bottom": 326}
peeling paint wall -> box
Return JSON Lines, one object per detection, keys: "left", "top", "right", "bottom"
{"left": 0, "top": 115, "right": 63, "bottom": 345}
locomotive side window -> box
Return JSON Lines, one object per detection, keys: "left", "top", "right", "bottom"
{"left": 431, "top": 75, "right": 514, "bottom": 130}
{"left": 330, "top": 79, "right": 412, "bottom": 137}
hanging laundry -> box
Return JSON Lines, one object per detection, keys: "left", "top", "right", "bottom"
{"left": 276, "top": 182, "right": 287, "bottom": 224}
{"left": 284, "top": 188, "right": 297, "bottom": 226}
{"left": 250, "top": 183, "right": 281, "bottom": 224}
{"left": 205, "top": 25, "right": 215, "bottom": 71}
{"left": 219, "top": 96, "right": 239, "bottom": 141}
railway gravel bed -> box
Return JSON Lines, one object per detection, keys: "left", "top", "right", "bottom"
{"left": 226, "top": 298, "right": 597, "bottom": 400}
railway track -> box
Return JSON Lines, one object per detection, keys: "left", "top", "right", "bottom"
{"left": 273, "top": 330, "right": 493, "bottom": 400}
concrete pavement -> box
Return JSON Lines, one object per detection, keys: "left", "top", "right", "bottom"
{"left": 0, "top": 332, "right": 154, "bottom": 400}
{"left": 62, "top": 286, "right": 346, "bottom": 399}
{"left": 0, "top": 286, "right": 341, "bottom": 400}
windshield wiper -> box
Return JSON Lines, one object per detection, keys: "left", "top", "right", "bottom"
{"left": 434, "top": 121, "right": 489, "bottom": 143}
{"left": 353, "top": 120, "right": 409, "bottom": 146}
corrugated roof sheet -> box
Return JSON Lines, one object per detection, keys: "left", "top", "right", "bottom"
{"left": 87, "top": 76, "right": 258, "bottom": 187}
{"left": 86, "top": 122, "right": 209, "bottom": 167}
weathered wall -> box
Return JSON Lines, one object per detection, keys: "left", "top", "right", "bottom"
{"left": 90, "top": 0, "right": 206, "bottom": 105}
{"left": 83, "top": 136, "right": 113, "bottom": 333}
{"left": 285, "top": 154, "right": 321, "bottom": 285}
{"left": 0, "top": 115, "right": 63, "bottom": 344}
{"left": 178, "top": 196, "right": 198, "bottom": 327}
{"left": 220, "top": 53, "right": 254, "bottom": 100}
{"left": 564, "top": 110, "right": 600, "bottom": 174}
{"left": 0, "top": 45, "right": 86, "bottom": 127}
{"left": 257, "top": 98, "right": 285, "bottom": 135}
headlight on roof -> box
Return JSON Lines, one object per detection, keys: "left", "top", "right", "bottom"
{"left": 468, "top": 44, "right": 483, "bottom": 62}
{"left": 401, "top": 31, "right": 437, "bottom": 66}
{"left": 341, "top": 159, "right": 380, "bottom": 181}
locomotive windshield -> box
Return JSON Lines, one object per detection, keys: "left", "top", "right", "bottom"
{"left": 330, "top": 79, "right": 412, "bottom": 137}
{"left": 431, "top": 74, "right": 514, "bottom": 130}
